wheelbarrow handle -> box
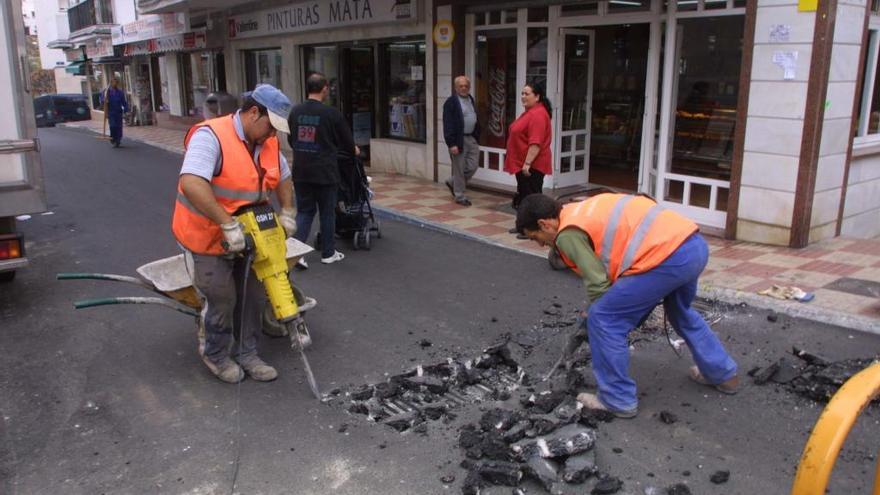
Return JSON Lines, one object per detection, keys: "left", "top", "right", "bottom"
{"left": 57, "top": 272, "right": 156, "bottom": 291}
{"left": 74, "top": 297, "right": 200, "bottom": 317}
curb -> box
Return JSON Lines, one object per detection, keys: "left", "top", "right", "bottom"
{"left": 55, "top": 124, "right": 879, "bottom": 334}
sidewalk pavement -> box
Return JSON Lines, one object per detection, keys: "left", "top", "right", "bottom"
{"left": 61, "top": 120, "right": 880, "bottom": 333}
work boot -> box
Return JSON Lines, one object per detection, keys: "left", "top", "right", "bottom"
{"left": 576, "top": 392, "right": 638, "bottom": 419}
{"left": 239, "top": 356, "right": 278, "bottom": 382}
{"left": 202, "top": 355, "right": 244, "bottom": 384}
{"left": 688, "top": 366, "right": 740, "bottom": 395}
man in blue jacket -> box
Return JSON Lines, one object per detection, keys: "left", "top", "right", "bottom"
{"left": 442, "top": 76, "right": 480, "bottom": 206}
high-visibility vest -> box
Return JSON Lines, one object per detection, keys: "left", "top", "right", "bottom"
{"left": 171, "top": 115, "right": 281, "bottom": 255}
{"left": 556, "top": 193, "right": 698, "bottom": 283}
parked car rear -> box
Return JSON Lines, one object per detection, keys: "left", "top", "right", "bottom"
{"left": 33, "top": 94, "right": 91, "bottom": 127}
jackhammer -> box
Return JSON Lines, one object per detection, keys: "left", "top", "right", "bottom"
{"left": 232, "top": 203, "right": 321, "bottom": 399}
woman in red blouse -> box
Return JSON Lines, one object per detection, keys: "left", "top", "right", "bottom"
{"left": 505, "top": 81, "right": 553, "bottom": 212}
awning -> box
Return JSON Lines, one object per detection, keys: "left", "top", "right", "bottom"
{"left": 64, "top": 61, "right": 86, "bottom": 75}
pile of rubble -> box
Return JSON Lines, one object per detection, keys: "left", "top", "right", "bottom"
{"left": 749, "top": 346, "right": 880, "bottom": 402}
{"left": 342, "top": 343, "right": 525, "bottom": 431}
{"left": 458, "top": 396, "right": 621, "bottom": 494}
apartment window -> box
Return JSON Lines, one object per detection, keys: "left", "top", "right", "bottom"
{"left": 857, "top": 29, "right": 880, "bottom": 138}
{"left": 380, "top": 39, "right": 426, "bottom": 141}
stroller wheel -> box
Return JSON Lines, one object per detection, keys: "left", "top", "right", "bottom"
{"left": 362, "top": 228, "right": 372, "bottom": 251}
{"left": 375, "top": 219, "right": 382, "bottom": 239}
{"left": 352, "top": 231, "right": 362, "bottom": 250}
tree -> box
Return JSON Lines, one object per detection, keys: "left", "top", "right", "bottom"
{"left": 26, "top": 34, "right": 56, "bottom": 95}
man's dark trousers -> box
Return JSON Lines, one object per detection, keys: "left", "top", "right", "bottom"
{"left": 293, "top": 182, "right": 338, "bottom": 258}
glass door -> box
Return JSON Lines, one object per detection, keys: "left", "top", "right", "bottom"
{"left": 342, "top": 46, "right": 375, "bottom": 161}
{"left": 555, "top": 29, "right": 594, "bottom": 188}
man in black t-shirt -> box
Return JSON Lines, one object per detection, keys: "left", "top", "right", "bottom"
{"left": 288, "top": 72, "right": 358, "bottom": 266}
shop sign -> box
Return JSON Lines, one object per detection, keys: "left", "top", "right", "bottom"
{"left": 227, "top": 0, "right": 417, "bottom": 40}
{"left": 112, "top": 13, "right": 189, "bottom": 45}
{"left": 122, "top": 31, "right": 207, "bottom": 56}
{"left": 432, "top": 20, "right": 454, "bottom": 48}
{"left": 85, "top": 37, "right": 114, "bottom": 59}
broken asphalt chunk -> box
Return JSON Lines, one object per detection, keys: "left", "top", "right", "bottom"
{"left": 753, "top": 360, "right": 781, "bottom": 385}
{"left": 350, "top": 385, "right": 373, "bottom": 401}
{"left": 562, "top": 450, "right": 598, "bottom": 483}
{"left": 591, "top": 476, "right": 623, "bottom": 494}
{"left": 475, "top": 461, "right": 524, "bottom": 486}
{"left": 524, "top": 456, "right": 560, "bottom": 492}
{"left": 658, "top": 411, "right": 678, "bottom": 424}
{"left": 665, "top": 483, "right": 692, "bottom": 495}
{"left": 480, "top": 408, "right": 524, "bottom": 432}
{"left": 710, "top": 470, "right": 730, "bottom": 484}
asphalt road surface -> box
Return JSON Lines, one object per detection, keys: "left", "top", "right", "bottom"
{"left": 1, "top": 127, "right": 878, "bottom": 495}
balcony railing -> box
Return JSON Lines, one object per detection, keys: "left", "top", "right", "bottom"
{"left": 68, "top": 0, "right": 113, "bottom": 33}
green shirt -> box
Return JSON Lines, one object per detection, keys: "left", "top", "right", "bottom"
{"left": 555, "top": 228, "right": 611, "bottom": 307}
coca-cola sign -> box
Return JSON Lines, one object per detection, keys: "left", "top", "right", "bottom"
{"left": 487, "top": 67, "right": 506, "bottom": 139}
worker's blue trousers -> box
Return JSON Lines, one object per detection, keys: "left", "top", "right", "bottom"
{"left": 586, "top": 233, "right": 737, "bottom": 412}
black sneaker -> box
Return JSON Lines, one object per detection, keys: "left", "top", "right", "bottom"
{"left": 508, "top": 227, "right": 518, "bottom": 234}
{"left": 455, "top": 197, "right": 472, "bottom": 206}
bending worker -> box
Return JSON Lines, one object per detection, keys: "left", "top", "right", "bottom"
{"left": 515, "top": 193, "right": 739, "bottom": 418}
{"left": 172, "top": 84, "right": 297, "bottom": 384}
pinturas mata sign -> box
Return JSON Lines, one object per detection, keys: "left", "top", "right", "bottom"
{"left": 227, "top": 0, "right": 416, "bottom": 40}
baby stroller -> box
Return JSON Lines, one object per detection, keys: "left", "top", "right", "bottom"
{"left": 334, "top": 151, "right": 381, "bottom": 250}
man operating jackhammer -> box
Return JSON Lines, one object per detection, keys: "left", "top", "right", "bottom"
{"left": 515, "top": 193, "right": 739, "bottom": 418}
{"left": 172, "top": 84, "right": 297, "bottom": 384}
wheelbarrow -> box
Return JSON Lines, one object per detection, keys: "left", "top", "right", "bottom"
{"left": 57, "top": 238, "right": 319, "bottom": 386}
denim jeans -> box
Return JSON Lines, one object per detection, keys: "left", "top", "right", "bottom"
{"left": 586, "top": 233, "right": 738, "bottom": 412}
{"left": 293, "top": 182, "right": 338, "bottom": 258}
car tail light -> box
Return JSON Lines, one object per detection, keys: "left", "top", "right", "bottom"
{"left": 0, "top": 236, "right": 23, "bottom": 260}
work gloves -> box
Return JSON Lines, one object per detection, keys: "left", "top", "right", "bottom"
{"left": 220, "top": 220, "right": 246, "bottom": 253}
{"left": 279, "top": 207, "right": 297, "bottom": 237}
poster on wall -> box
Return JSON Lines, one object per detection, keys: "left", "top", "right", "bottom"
{"left": 352, "top": 112, "right": 372, "bottom": 146}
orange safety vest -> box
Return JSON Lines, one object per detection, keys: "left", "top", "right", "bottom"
{"left": 171, "top": 115, "right": 281, "bottom": 255}
{"left": 556, "top": 193, "right": 698, "bottom": 283}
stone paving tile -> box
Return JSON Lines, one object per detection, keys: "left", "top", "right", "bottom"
{"left": 811, "top": 288, "right": 878, "bottom": 314}
{"left": 750, "top": 252, "right": 812, "bottom": 269}
{"left": 727, "top": 261, "right": 789, "bottom": 279}
{"left": 700, "top": 272, "right": 764, "bottom": 290}
{"left": 851, "top": 267, "right": 880, "bottom": 283}
{"left": 712, "top": 246, "right": 768, "bottom": 261}
{"left": 796, "top": 260, "right": 864, "bottom": 277}
{"left": 770, "top": 269, "right": 843, "bottom": 289}
{"left": 818, "top": 250, "right": 880, "bottom": 267}
{"left": 469, "top": 224, "right": 510, "bottom": 237}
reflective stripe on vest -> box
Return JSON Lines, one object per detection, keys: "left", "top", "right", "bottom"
{"left": 171, "top": 115, "right": 281, "bottom": 255}
{"left": 555, "top": 193, "right": 698, "bottom": 283}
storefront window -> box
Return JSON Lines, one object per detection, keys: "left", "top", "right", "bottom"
{"left": 527, "top": 28, "right": 548, "bottom": 89}
{"left": 475, "top": 29, "right": 517, "bottom": 167}
{"left": 380, "top": 40, "right": 426, "bottom": 141}
{"left": 669, "top": 16, "right": 744, "bottom": 208}
{"left": 189, "top": 52, "right": 211, "bottom": 118}
{"left": 857, "top": 29, "right": 880, "bottom": 137}
{"left": 303, "top": 46, "right": 340, "bottom": 109}
{"left": 244, "top": 48, "right": 282, "bottom": 91}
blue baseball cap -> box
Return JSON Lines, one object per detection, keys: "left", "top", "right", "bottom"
{"left": 250, "top": 84, "right": 291, "bottom": 134}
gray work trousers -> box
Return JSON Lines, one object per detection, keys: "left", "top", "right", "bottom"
{"left": 447, "top": 135, "right": 479, "bottom": 199}
{"left": 188, "top": 252, "right": 265, "bottom": 364}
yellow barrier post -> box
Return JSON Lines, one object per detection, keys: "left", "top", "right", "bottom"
{"left": 791, "top": 361, "right": 880, "bottom": 495}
